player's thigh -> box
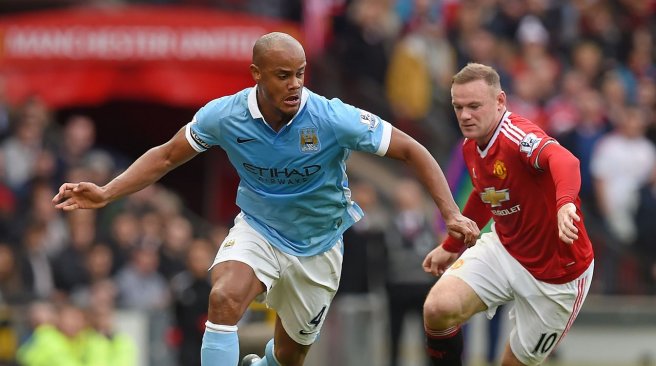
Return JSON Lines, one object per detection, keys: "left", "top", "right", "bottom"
{"left": 210, "top": 261, "right": 265, "bottom": 307}
{"left": 426, "top": 233, "right": 514, "bottom": 326}
{"left": 267, "top": 239, "right": 343, "bottom": 346}
{"left": 209, "top": 214, "right": 281, "bottom": 317}
{"left": 424, "top": 275, "right": 486, "bottom": 327}
{"left": 508, "top": 263, "right": 593, "bottom": 366}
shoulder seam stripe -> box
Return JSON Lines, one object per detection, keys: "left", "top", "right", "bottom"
{"left": 501, "top": 123, "right": 524, "bottom": 141}
{"left": 500, "top": 128, "right": 520, "bottom": 145}
{"left": 505, "top": 119, "right": 527, "bottom": 137}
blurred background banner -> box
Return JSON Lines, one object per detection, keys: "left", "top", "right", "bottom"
{"left": 0, "top": 6, "right": 302, "bottom": 108}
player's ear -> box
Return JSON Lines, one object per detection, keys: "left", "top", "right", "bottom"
{"left": 497, "top": 90, "right": 506, "bottom": 111}
{"left": 250, "top": 64, "right": 261, "bottom": 82}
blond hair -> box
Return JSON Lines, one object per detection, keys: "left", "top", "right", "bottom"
{"left": 452, "top": 63, "right": 501, "bottom": 90}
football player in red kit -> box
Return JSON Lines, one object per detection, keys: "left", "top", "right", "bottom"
{"left": 422, "top": 63, "right": 594, "bottom": 366}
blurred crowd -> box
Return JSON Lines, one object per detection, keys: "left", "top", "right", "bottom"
{"left": 0, "top": 1, "right": 655, "bottom": 366}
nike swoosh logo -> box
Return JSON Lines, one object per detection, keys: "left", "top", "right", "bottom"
{"left": 237, "top": 137, "right": 257, "bottom": 143}
{"left": 299, "top": 330, "right": 317, "bottom": 335}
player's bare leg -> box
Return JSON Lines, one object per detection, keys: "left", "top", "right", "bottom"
{"left": 272, "top": 316, "right": 311, "bottom": 365}
{"left": 202, "top": 261, "right": 266, "bottom": 366}
{"left": 501, "top": 343, "right": 527, "bottom": 366}
{"left": 423, "top": 276, "right": 486, "bottom": 365}
{"left": 209, "top": 261, "right": 265, "bottom": 323}
{"left": 245, "top": 315, "right": 311, "bottom": 366}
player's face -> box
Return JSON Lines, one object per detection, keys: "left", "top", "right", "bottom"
{"left": 451, "top": 79, "right": 506, "bottom": 146}
{"left": 251, "top": 46, "right": 306, "bottom": 125}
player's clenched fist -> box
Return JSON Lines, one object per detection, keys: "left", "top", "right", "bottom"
{"left": 444, "top": 213, "right": 480, "bottom": 247}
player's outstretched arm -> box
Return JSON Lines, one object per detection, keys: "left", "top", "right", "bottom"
{"left": 53, "top": 126, "right": 199, "bottom": 211}
{"left": 385, "top": 127, "right": 479, "bottom": 246}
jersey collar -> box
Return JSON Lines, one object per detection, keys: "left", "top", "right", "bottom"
{"left": 477, "top": 110, "right": 511, "bottom": 158}
{"left": 247, "top": 85, "right": 309, "bottom": 126}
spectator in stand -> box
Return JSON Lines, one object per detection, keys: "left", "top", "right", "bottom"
{"left": 330, "top": 0, "right": 399, "bottom": 120}
{"left": 634, "top": 167, "right": 656, "bottom": 294}
{"left": 159, "top": 214, "right": 194, "bottom": 281}
{"left": 0, "top": 243, "right": 25, "bottom": 304}
{"left": 18, "top": 222, "right": 55, "bottom": 301}
{"left": 114, "top": 244, "right": 170, "bottom": 311}
{"left": 557, "top": 89, "right": 610, "bottom": 211}
{"left": 85, "top": 303, "right": 137, "bottom": 366}
{"left": 17, "top": 179, "right": 70, "bottom": 258}
{"left": 55, "top": 115, "right": 97, "bottom": 180}
{"left": 636, "top": 77, "right": 656, "bottom": 144}
{"left": 600, "top": 70, "right": 629, "bottom": 126}
{"left": 385, "top": 6, "right": 457, "bottom": 156}
{"left": 52, "top": 210, "right": 96, "bottom": 294}
{"left": 383, "top": 178, "right": 436, "bottom": 366}
{"left": 17, "top": 303, "right": 88, "bottom": 366}
{"left": 171, "top": 238, "right": 214, "bottom": 366}
{"left": 0, "top": 150, "right": 17, "bottom": 242}
{"left": 19, "top": 301, "right": 57, "bottom": 344}
{"left": 506, "top": 71, "right": 548, "bottom": 131}
{"left": 569, "top": 40, "right": 606, "bottom": 88}
{"left": 544, "top": 70, "right": 587, "bottom": 136}
{"left": 105, "top": 211, "right": 142, "bottom": 272}
{"left": 591, "top": 106, "right": 656, "bottom": 247}
{"left": 339, "top": 180, "right": 387, "bottom": 295}
{"left": 70, "top": 244, "right": 115, "bottom": 307}
{"left": 0, "top": 109, "right": 46, "bottom": 194}
{"left": 511, "top": 15, "right": 560, "bottom": 102}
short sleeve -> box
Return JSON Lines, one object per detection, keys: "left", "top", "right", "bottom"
{"left": 185, "top": 99, "right": 223, "bottom": 152}
{"left": 326, "top": 99, "right": 392, "bottom": 156}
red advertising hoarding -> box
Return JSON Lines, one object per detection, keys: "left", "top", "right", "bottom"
{"left": 0, "top": 6, "right": 302, "bottom": 108}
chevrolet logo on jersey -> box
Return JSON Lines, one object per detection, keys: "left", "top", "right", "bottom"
{"left": 480, "top": 187, "right": 509, "bottom": 207}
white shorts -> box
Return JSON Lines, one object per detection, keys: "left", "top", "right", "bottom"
{"left": 443, "top": 231, "right": 593, "bottom": 365}
{"left": 211, "top": 213, "right": 343, "bottom": 345}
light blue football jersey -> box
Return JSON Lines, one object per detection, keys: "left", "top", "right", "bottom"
{"left": 185, "top": 86, "right": 392, "bottom": 256}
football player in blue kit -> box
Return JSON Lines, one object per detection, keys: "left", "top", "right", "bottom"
{"left": 53, "top": 32, "right": 479, "bottom": 366}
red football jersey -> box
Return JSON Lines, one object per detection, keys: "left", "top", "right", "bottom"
{"left": 451, "top": 112, "right": 593, "bottom": 284}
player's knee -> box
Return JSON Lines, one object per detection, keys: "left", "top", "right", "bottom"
{"left": 423, "top": 295, "right": 465, "bottom": 330}
{"left": 208, "top": 286, "right": 247, "bottom": 323}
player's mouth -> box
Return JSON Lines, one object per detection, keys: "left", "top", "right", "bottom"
{"left": 283, "top": 95, "right": 300, "bottom": 107}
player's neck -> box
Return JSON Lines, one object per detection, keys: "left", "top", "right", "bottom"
{"left": 256, "top": 91, "right": 293, "bottom": 132}
{"left": 257, "top": 104, "right": 291, "bottom": 132}
{"left": 476, "top": 111, "right": 505, "bottom": 149}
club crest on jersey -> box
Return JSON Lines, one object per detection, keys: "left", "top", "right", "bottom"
{"left": 480, "top": 187, "right": 509, "bottom": 207}
{"left": 220, "top": 239, "right": 235, "bottom": 251}
{"left": 493, "top": 160, "right": 507, "bottom": 179}
{"left": 519, "top": 133, "right": 541, "bottom": 157}
{"left": 451, "top": 259, "right": 465, "bottom": 270}
{"left": 299, "top": 128, "right": 320, "bottom": 153}
{"left": 359, "top": 109, "right": 380, "bottom": 131}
